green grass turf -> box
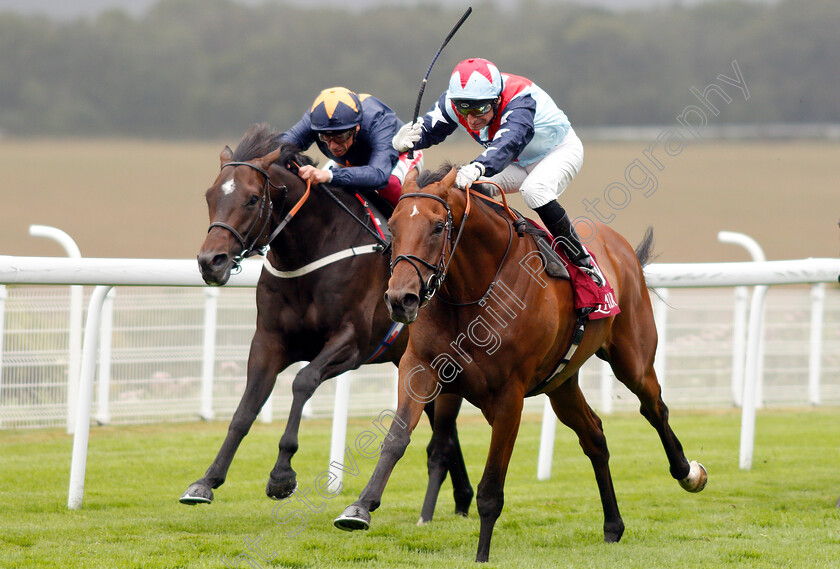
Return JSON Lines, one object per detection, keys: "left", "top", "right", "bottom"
{"left": 1, "top": 409, "right": 838, "bottom": 568}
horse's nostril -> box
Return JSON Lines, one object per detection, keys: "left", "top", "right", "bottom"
{"left": 402, "top": 293, "right": 420, "bottom": 312}
{"left": 211, "top": 253, "right": 228, "bottom": 269}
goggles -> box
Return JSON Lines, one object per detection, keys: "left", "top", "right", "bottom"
{"left": 318, "top": 129, "right": 355, "bottom": 143}
{"left": 452, "top": 99, "right": 495, "bottom": 117}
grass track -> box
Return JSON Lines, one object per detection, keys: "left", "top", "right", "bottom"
{"left": 1, "top": 409, "right": 839, "bottom": 568}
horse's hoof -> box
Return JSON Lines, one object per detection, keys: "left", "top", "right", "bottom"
{"left": 679, "top": 460, "right": 708, "bottom": 493}
{"left": 454, "top": 490, "right": 473, "bottom": 517}
{"left": 334, "top": 505, "right": 371, "bottom": 531}
{"left": 604, "top": 519, "right": 625, "bottom": 543}
{"left": 266, "top": 473, "right": 298, "bottom": 500}
{"left": 180, "top": 483, "right": 213, "bottom": 505}
{"left": 417, "top": 516, "right": 430, "bottom": 526}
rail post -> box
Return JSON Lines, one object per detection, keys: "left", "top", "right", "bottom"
{"left": 718, "top": 231, "right": 766, "bottom": 408}
{"left": 29, "top": 225, "right": 83, "bottom": 433}
{"left": 808, "top": 283, "right": 825, "bottom": 405}
{"left": 200, "top": 287, "right": 220, "bottom": 421}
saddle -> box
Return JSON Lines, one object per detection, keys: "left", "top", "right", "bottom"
{"left": 472, "top": 187, "right": 619, "bottom": 321}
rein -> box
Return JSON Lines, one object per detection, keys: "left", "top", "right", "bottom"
{"left": 208, "top": 158, "right": 387, "bottom": 275}
{"left": 391, "top": 181, "right": 514, "bottom": 306}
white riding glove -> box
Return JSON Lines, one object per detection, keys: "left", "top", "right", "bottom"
{"left": 392, "top": 120, "right": 423, "bottom": 152}
{"left": 455, "top": 162, "right": 485, "bottom": 189}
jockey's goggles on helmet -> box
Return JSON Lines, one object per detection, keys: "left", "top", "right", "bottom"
{"left": 318, "top": 128, "right": 355, "bottom": 143}
{"left": 452, "top": 99, "right": 495, "bottom": 116}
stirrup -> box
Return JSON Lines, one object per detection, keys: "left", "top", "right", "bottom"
{"left": 578, "top": 264, "right": 604, "bottom": 288}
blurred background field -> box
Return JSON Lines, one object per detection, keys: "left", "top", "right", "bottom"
{"left": 1, "top": 137, "right": 837, "bottom": 263}
{"left": 1, "top": 0, "right": 838, "bottom": 264}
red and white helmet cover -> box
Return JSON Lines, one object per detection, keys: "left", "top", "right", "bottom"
{"left": 447, "top": 58, "right": 503, "bottom": 101}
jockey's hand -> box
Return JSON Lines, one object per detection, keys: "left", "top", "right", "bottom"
{"left": 455, "top": 162, "right": 485, "bottom": 190}
{"left": 392, "top": 121, "right": 423, "bottom": 152}
{"left": 297, "top": 165, "right": 333, "bottom": 185}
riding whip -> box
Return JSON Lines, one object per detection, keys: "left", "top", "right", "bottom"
{"left": 408, "top": 6, "right": 473, "bottom": 159}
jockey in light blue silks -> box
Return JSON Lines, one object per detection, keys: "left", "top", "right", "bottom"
{"left": 281, "top": 87, "right": 422, "bottom": 207}
{"left": 393, "top": 58, "right": 602, "bottom": 286}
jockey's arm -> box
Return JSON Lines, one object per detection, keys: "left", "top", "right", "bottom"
{"left": 413, "top": 94, "right": 460, "bottom": 149}
{"left": 279, "top": 114, "right": 316, "bottom": 151}
{"left": 330, "top": 115, "right": 399, "bottom": 191}
{"left": 472, "top": 97, "right": 536, "bottom": 177}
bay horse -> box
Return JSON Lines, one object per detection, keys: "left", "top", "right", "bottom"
{"left": 180, "top": 124, "right": 473, "bottom": 523}
{"left": 334, "top": 166, "right": 707, "bottom": 562}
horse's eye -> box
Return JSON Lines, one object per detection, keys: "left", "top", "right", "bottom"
{"left": 434, "top": 222, "right": 445, "bottom": 234}
{"left": 247, "top": 195, "right": 260, "bottom": 206}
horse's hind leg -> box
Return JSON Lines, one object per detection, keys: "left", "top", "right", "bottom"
{"left": 548, "top": 374, "right": 624, "bottom": 543}
{"left": 606, "top": 320, "right": 707, "bottom": 492}
{"left": 266, "top": 325, "right": 360, "bottom": 500}
{"left": 180, "top": 328, "right": 286, "bottom": 505}
{"left": 418, "top": 394, "right": 473, "bottom": 524}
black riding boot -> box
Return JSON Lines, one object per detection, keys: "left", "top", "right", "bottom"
{"left": 535, "top": 201, "right": 603, "bottom": 287}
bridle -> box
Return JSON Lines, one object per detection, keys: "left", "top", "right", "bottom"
{"left": 390, "top": 184, "right": 514, "bottom": 307}
{"left": 390, "top": 193, "right": 456, "bottom": 305}
{"left": 207, "top": 160, "right": 294, "bottom": 272}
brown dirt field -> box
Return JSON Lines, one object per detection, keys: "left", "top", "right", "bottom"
{"left": 1, "top": 137, "right": 838, "bottom": 263}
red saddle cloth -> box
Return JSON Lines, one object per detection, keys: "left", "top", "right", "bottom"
{"left": 531, "top": 219, "right": 620, "bottom": 320}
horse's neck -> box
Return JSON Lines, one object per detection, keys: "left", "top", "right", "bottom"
{"left": 444, "top": 201, "right": 516, "bottom": 299}
{"left": 269, "top": 183, "right": 362, "bottom": 268}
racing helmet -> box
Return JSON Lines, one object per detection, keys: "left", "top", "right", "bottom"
{"left": 309, "top": 87, "right": 363, "bottom": 132}
{"left": 447, "top": 58, "right": 503, "bottom": 102}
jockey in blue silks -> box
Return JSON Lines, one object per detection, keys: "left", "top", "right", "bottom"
{"left": 281, "top": 87, "right": 422, "bottom": 206}
{"left": 393, "top": 58, "right": 602, "bottom": 286}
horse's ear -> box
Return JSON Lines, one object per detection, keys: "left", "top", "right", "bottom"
{"left": 259, "top": 147, "right": 283, "bottom": 171}
{"left": 442, "top": 166, "right": 458, "bottom": 188}
{"left": 220, "top": 146, "right": 233, "bottom": 167}
{"left": 402, "top": 167, "right": 419, "bottom": 194}
{"left": 406, "top": 167, "right": 419, "bottom": 185}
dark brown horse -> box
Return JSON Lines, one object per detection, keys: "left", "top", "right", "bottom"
{"left": 180, "top": 124, "right": 473, "bottom": 522}
{"left": 334, "top": 167, "right": 707, "bottom": 562}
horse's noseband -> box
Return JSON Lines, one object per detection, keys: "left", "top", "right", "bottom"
{"left": 390, "top": 192, "right": 456, "bottom": 306}
{"left": 207, "top": 161, "right": 287, "bottom": 271}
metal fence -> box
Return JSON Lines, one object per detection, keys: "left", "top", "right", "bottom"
{"left": 1, "top": 283, "right": 838, "bottom": 430}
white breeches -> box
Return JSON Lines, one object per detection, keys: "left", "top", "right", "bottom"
{"left": 484, "top": 128, "right": 584, "bottom": 209}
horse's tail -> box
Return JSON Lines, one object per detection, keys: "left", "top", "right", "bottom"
{"left": 634, "top": 226, "right": 657, "bottom": 267}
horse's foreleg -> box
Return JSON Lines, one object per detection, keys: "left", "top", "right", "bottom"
{"left": 180, "top": 329, "right": 285, "bottom": 505}
{"left": 548, "top": 375, "right": 624, "bottom": 543}
{"left": 266, "top": 325, "right": 360, "bottom": 500}
{"left": 334, "top": 357, "right": 430, "bottom": 531}
{"left": 418, "top": 394, "right": 473, "bottom": 524}
{"left": 474, "top": 394, "right": 523, "bottom": 563}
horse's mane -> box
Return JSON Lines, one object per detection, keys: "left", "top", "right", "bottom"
{"left": 232, "top": 122, "right": 316, "bottom": 168}
{"left": 417, "top": 162, "right": 497, "bottom": 202}
{"left": 417, "top": 162, "right": 458, "bottom": 188}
